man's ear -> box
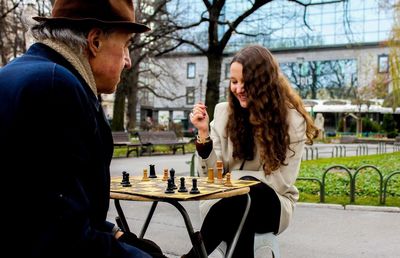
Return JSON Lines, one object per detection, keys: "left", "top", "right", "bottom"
{"left": 87, "top": 28, "right": 102, "bottom": 56}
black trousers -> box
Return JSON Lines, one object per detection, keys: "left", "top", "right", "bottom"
{"left": 185, "top": 177, "right": 281, "bottom": 258}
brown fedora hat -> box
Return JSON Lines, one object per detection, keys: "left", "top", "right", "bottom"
{"left": 33, "top": 0, "right": 150, "bottom": 33}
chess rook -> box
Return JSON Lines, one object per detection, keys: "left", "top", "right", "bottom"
{"left": 149, "top": 164, "right": 157, "bottom": 178}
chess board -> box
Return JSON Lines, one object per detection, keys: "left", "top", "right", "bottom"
{"left": 110, "top": 176, "right": 259, "bottom": 200}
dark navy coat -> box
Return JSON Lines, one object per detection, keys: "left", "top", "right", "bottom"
{"left": 0, "top": 43, "right": 141, "bottom": 257}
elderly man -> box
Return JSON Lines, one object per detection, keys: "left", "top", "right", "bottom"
{"left": 0, "top": 1, "right": 165, "bottom": 257}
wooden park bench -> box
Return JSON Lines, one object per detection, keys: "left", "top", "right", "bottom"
{"left": 138, "top": 131, "right": 186, "bottom": 155}
{"left": 112, "top": 131, "right": 141, "bottom": 157}
{"left": 339, "top": 135, "right": 357, "bottom": 144}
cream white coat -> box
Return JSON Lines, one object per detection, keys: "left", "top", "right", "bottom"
{"left": 197, "top": 102, "right": 307, "bottom": 234}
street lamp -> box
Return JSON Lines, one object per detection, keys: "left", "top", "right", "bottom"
{"left": 199, "top": 74, "right": 204, "bottom": 102}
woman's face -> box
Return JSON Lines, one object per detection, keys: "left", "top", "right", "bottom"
{"left": 230, "top": 62, "right": 247, "bottom": 108}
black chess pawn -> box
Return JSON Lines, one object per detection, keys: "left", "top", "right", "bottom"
{"left": 169, "top": 168, "right": 177, "bottom": 189}
{"left": 178, "top": 177, "right": 188, "bottom": 192}
{"left": 121, "top": 171, "right": 131, "bottom": 187}
{"left": 149, "top": 164, "right": 157, "bottom": 178}
{"left": 165, "top": 178, "right": 175, "bottom": 194}
{"left": 190, "top": 178, "right": 200, "bottom": 194}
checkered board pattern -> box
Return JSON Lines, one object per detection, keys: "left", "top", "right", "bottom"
{"left": 110, "top": 176, "right": 259, "bottom": 200}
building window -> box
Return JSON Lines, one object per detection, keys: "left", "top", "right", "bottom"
{"left": 187, "top": 63, "right": 196, "bottom": 79}
{"left": 141, "top": 90, "right": 149, "bottom": 105}
{"left": 225, "top": 63, "right": 230, "bottom": 79}
{"left": 378, "top": 54, "right": 389, "bottom": 73}
{"left": 186, "top": 87, "right": 195, "bottom": 104}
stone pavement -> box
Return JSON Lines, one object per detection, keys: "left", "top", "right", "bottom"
{"left": 108, "top": 153, "right": 400, "bottom": 258}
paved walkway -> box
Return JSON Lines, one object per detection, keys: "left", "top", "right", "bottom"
{"left": 109, "top": 153, "right": 400, "bottom": 258}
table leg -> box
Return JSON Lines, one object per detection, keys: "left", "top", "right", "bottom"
{"left": 165, "top": 200, "right": 208, "bottom": 258}
{"left": 225, "top": 193, "right": 251, "bottom": 258}
{"left": 114, "top": 199, "right": 131, "bottom": 232}
{"left": 139, "top": 201, "right": 159, "bottom": 238}
{"left": 113, "top": 195, "right": 249, "bottom": 258}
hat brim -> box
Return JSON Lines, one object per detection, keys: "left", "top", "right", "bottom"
{"left": 32, "top": 16, "right": 151, "bottom": 33}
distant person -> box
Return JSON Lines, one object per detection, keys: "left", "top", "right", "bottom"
{"left": 145, "top": 116, "right": 154, "bottom": 130}
{"left": 315, "top": 113, "right": 325, "bottom": 139}
{"left": 0, "top": 0, "right": 166, "bottom": 257}
{"left": 184, "top": 45, "right": 318, "bottom": 257}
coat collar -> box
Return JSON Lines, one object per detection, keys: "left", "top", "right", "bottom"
{"left": 39, "top": 39, "right": 98, "bottom": 96}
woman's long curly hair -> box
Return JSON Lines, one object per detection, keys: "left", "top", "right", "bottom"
{"left": 227, "top": 45, "right": 318, "bottom": 175}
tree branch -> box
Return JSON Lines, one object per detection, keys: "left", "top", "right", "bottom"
{"left": 219, "top": 0, "right": 272, "bottom": 49}
{"left": 288, "top": 0, "right": 347, "bottom": 30}
{"left": 0, "top": 0, "right": 22, "bottom": 20}
{"left": 138, "top": 85, "right": 186, "bottom": 101}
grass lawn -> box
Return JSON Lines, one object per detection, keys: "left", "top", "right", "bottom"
{"left": 113, "top": 142, "right": 196, "bottom": 157}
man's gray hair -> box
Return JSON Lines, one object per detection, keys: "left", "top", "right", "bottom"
{"left": 31, "top": 22, "right": 88, "bottom": 54}
{"left": 30, "top": 22, "right": 114, "bottom": 55}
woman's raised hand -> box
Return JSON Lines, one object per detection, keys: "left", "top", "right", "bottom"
{"left": 189, "top": 102, "right": 209, "bottom": 136}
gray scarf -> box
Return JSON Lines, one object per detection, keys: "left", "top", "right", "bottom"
{"left": 39, "top": 39, "right": 98, "bottom": 96}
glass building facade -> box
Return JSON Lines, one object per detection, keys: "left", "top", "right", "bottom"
{"left": 161, "top": 0, "right": 395, "bottom": 100}
{"left": 169, "top": 0, "right": 395, "bottom": 53}
{"left": 140, "top": 0, "right": 398, "bottom": 132}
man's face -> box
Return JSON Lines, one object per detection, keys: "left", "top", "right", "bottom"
{"left": 89, "top": 29, "right": 133, "bottom": 94}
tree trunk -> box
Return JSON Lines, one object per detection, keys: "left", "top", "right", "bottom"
{"left": 205, "top": 54, "right": 223, "bottom": 122}
{"left": 311, "top": 72, "right": 318, "bottom": 99}
{"left": 0, "top": 21, "right": 6, "bottom": 65}
{"left": 112, "top": 79, "right": 127, "bottom": 131}
{"left": 126, "top": 64, "right": 139, "bottom": 131}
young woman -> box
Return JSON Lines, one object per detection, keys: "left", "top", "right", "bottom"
{"left": 184, "top": 45, "right": 318, "bottom": 258}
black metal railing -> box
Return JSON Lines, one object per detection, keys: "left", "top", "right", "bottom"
{"left": 296, "top": 164, "right": 399, "bottom": 205}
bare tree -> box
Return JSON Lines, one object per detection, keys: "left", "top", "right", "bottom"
{"left": 282, "top": 62, "right": 307, "bottom": 98}
{"left": 0, "top": 0, "right": 21, "bottom": 20}
{"left": 111, "top": 0, "right": 187, "bottom": 131}
{"left": 0, "top": 0, "right": 51, "bottom": 66}
{"left": 1, "top": 0, "right": 24, "bottom": 65}
{"left": 154, "top": 0, "right": 347, "bottom": 121}
{"left": 281, "top": 59, "right": 357, "bottom": 99}
{"left": 324, "top": 59, "right": 357, "bottom": 99}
